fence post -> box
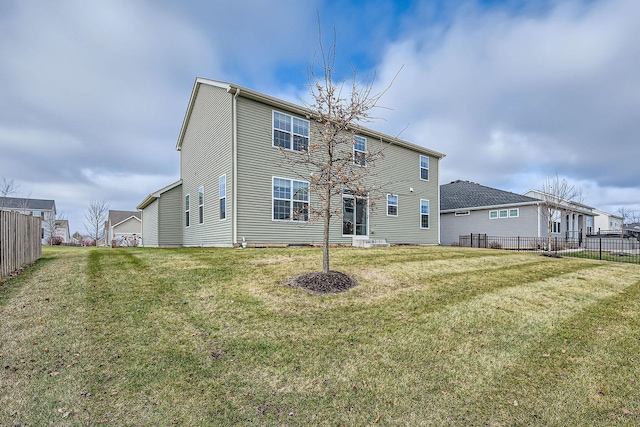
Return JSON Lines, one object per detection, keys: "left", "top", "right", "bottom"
{"left": 599, "top": 237, "right": 602, "bottom": 260}
{"left": 517, "top": 236, "right": 520, "bottom": 251}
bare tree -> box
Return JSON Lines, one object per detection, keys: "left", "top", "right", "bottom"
{"left": 539, "top": 174, "right": 582, "bottom": 252}
{"left": 84, "top": 200, "right": 109, "bottom": 245}
{"left": 0, "top": 178, "right": 20, "bottom": 209}
{"left": 279, "top": 32, "right": 397, "bottom": 274}
{"left": 617, "top": 207, "right": 634, "bottom": 249}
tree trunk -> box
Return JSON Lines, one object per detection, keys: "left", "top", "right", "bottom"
{"left": 323, "top": 191, "right": 331, "bottom": 273}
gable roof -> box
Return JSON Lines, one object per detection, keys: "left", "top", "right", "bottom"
{"left": 441, "top": 180, "right": 540, "bottom": 211}
{"left": 0, "top": 197, "right": 56, "bottom": 211}
{"left": 175, "top": 78, "right": 446, "bottom": 159}
{"left": 136, "top": 180, "right": 183, "bottom": 210}
{"left": 108, "top": 210, "right": 141, "bottom": 227}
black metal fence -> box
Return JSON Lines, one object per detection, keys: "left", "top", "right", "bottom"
{"left": 458, "top": 233, "right": 640, "bottom": 264}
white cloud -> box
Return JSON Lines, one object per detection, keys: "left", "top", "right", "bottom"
{"left": 370, "top": 0, "right": 640, "bottom": 210}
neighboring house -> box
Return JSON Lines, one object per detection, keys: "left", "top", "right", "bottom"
{"left": 523, "top": 189, "right": 596, "bottom": 239}
{"left": 105, "top": 210, "right": 142, "bottom": 247}
{"left": 137, "top": 181, "right": 183, "bottom": 247}
{"left": 592, "top": 208, "right": 623, "bottom": 234}
{"left": 0, "top": 197, "right": 56, "bottom": 244}
{"left": 54, "top": 219, "right": 71, "bottom": 244}
{"left": 138, "top": 78, "right": 445, "bottom": 247}
{"left": 440, "top": 180, "right": 544, "bottom": 246}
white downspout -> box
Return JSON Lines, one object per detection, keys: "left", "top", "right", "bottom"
{"left": 232, "top": 88, "right": 239, "bottom": 246}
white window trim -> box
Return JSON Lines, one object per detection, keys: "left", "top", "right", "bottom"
{"left": 420, "top": 155, "right": 429, "bottom": 181}
{"left": 420, "top": 199, "right": 430, "bottom": 229}
{"left": 219, "top": 175, "right": 227, "bottom": 221}
{"left": 272, "top": 110, "right": 309, "bottom": 152}
{"left": 353, "top": 135, "right": 366, "bottom": 166}
{"left": 387, "top": 194, "right": 398, "bottom": 217}
{"left": 198, "top": 186, "right": 204, "bottom": 225}
{"left": 272, "top": 176, "right": 310, "bottom": 223}
{"left": 185, "top": 193, "right": 191, "bottom": 228}
{"left": 490, "top": 208, "right": 519, "bottom": 219}
{"left": 342, "top": 192, "right": 369, "bottom": 237}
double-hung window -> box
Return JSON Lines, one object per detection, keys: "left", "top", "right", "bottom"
{"left": 198, "top": 186, "right": 204, "bottom": 224}
{"left": 420, "top": 155, "right": 429, "bottom": 180}
{"left": 219, "top": 175, "right": 226, "bottom": 220}
{"left": 387, "top": 194, "right": 398, "bottom": 216}
{"left": 185, "top": 194, "right": 190, "bottom": 227}
{"left": 420, "top": 199, "right": 430, "bottom": 229}
{"left": 273, "top": 111, "right": 309, "bottom": 152}
{"left": 272, "top": 177, "right": 309, "bottom": 222}
{"left": 354, "top": 136, "right": 366, "bottom": 166}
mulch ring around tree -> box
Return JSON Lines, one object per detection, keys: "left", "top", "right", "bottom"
{"left": 289, "top": 271, "right": 358, "bottom": 295}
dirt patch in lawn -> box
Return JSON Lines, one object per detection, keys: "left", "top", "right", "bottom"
{"left": 289, "top": 271, "right": 357, "bottom": 295}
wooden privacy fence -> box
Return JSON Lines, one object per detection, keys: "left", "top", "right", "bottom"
{"left": 0, "top": 210, "right": 42, "bottom": 279}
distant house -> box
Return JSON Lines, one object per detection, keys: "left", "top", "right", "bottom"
{"left": 137, "top": 181, "right": 183, "bottom": 247}
{"left": 105, "top": 210, "right": 142, "bottom": 247}
{"left": 523, "top": 189, "right": 596, "bottom": 239}
{"left": 54, "top": 219, "right": 71, "bottom": 244}
{"left": 0, "top": 197, "right": 56, "bottom": 244}
{"left": 138, "top": 78, "right": 445, "bottom": 247}
{"left": 440, "top": 180, "right": 543, "bottom": 246}
{"left": 592, "top": 208, "right": 623, "bottom": 234}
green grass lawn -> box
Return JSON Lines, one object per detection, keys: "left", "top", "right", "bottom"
{"left": 1, "top": 245, "right": 639, "bottom": 426}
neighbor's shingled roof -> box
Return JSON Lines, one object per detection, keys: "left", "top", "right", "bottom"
{"left": 0, "top": 197, "right": 55, "bottom": 211}
{"left": 440, "top": 180, "right": 540, "bottom": 211}
{"left": 108, "top": 210, "right": 141, "bottom": 226}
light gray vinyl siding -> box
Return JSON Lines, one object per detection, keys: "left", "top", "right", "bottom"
{"left": 141, "top": 200, "right": 158, "bottom": 247}
{"left": 440, "top": 204, "right": 542, "bottom": 245}
{"left": 158, "top": 184, "right": 183, "bottom": 247}
{"left": 235, "top": 97, "right": 441, "bottom": 245}
{"left": 180, "top": 84, "right": 233, "bottom": 246}
{"left": 235, "top": 97, "right": 320, "bottom": 244}
{"left": 365, "top": 138, "right": 440, "bottom": 244}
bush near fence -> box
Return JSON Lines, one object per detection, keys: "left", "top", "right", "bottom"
{"left": 0, "top": 210, "right": 42, "bottom": 279}
{"left": 458, "top": 233, "right": 640, "bottom": 264}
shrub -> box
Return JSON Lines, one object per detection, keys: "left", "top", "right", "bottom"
{"left": 489, "top": 241, "right": 502, "bottom": 249}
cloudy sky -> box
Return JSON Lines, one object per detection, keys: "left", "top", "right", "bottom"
{"left": 1, "top": 0, "right": 639, "bottom": 233}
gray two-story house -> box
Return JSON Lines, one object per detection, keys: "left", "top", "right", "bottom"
{"left": 138, "top": 78, "right": 445, "bottom": 247}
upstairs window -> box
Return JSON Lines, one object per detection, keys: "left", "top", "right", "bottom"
{"left": 273, "top": 177, "right": 309, "bottom": 222}
{"left": 354, "top": 136, "right": 366, "bottom": 166}
{"left": 387, "top": 194, "right": 398, "bottom": 216}
{"left": 273, "top": 111, "right": 309, "bottom": 152}
{"left": 420, "top": 155, "right": 429, "bottom": 180}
